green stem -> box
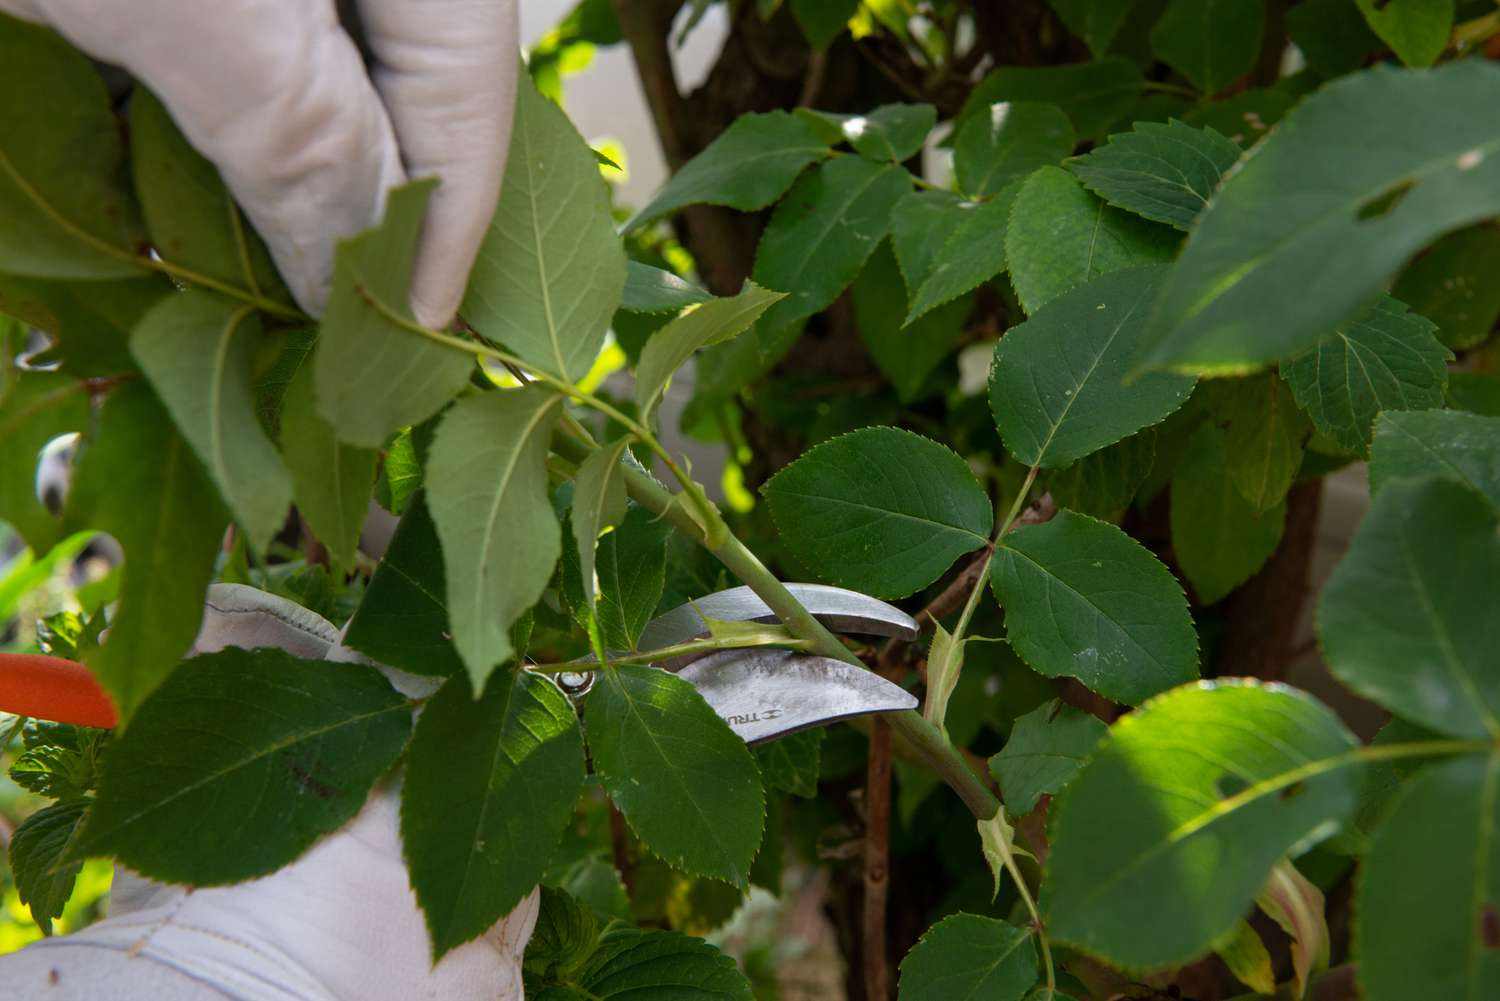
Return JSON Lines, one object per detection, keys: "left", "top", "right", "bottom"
{"left": 144, "top": 258, "right": 307, "bottom": 321}
{"left": 535, "top": 633, "right": 818, "bottom": 672}
{"left": 552, "top": 431, "right": 1002, "bottom": 818}
{"left": 363, "top": 291, "right": 727, "bottom": 543}
{"left": 1142, "top": 79, "right": 1200, "bottom": 99}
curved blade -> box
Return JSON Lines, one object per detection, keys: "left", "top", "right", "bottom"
{"left": 640, "top": 583, "right": 919, "bottom": 665}
{"left": 680, "top": 648, "right": 917, "bottom": 745}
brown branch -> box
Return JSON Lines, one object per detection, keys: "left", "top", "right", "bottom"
{"left": 862, "top": 718, "right": 893, "bottom": 1001}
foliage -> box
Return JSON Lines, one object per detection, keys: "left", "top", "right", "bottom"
{"left": 3, "top": 3, "right": 1500, "bottom": 999}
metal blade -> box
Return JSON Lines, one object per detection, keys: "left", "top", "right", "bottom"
{"left": 681, "top": 648, "right": 917, "bottom": 745}
{"left": 639, "top": 583, "right": 919, "bottom": 667}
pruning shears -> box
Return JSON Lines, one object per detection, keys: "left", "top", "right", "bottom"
{"left": 0, "top": 584, "right": 919, "bottom": 743}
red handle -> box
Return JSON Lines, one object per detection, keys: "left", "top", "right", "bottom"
{"left": 0, "top": 653, "right": 118, "bottom": 728}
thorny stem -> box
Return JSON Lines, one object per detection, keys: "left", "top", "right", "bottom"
{"left": 533, "top": 633, "right": 817, "bottom": 672}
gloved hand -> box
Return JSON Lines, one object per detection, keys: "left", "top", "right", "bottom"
{"left": 0, "top": 0, "right": 519, "bottom": 326}
{"left": 0, "top": 584, "right": 539, "bottom": 1001}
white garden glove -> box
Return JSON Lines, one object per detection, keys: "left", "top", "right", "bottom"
{"left": 0, "top": 584, "right": 539, "bottom": 1001}
{"left": 0, "top": 0, "right": 519, "bottom": 326}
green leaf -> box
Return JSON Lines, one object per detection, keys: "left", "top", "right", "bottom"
{"left": 1140, "top": 61, "right": 1500, "bottom": 373}
{"left": 72, "top": 647, "right": 411, "bottom": 883}
{"left": 1046, "top": 429, "right": 1157, "bottom": 517}
{"left": 403, "top": 668, "right": 584, "bottom": 958}
{"left": 1287, "top": 0, "right": 1383, "bottom": 76}
{"left": 376, "top": 426, "right": 423, "bottom": 515}
{"left": 590, "top": 505, "right": 672, "bottom": 651}
{"left": 1357, "top": 752, "right": 1500, "bottom": 1001}
{"left": 65, "top": 382, "right": 227, "bottom": 720}
{"left": 990, "top": 699, "right": 1108, "bottom": 814}
{"left": 852, "top": 241, "right": 968, "bottom": 402}
{"left": 1150, "top": 0, "right": 1264, "bottom": 95}
{"left": 279, "top": 363, "right": 376, "bottom": 566}
{"left": 620, "top": 261, "right": 712, "bottom": 314}
{"left": 905, "top": 186, "right": 1019, "bottom": 325}
{"left": 1214, "top": 921, "right": 1277, "bottom": 996}
{"left": 0, "top": 16, "right": 145, "bottom": 278}
{"left": 1181, "top": 87, "right": 1297, "bottom": 147}
{"left": 132, "top": 290, "right": 293, "bottom": 549}
{"left": 571, "top": 438, "right": 631, "bottom": 611}
{"left": 923, "top": 622, "right": 967, "bottom": 737}
{"left": 428, "top": 386, "right": 564, "bottom": 690}
{"left": 343, "top": 492, "right": 464, "bottom": 678}
{"left": 1450, "top": 371, "right": 1500, "bottom": 416}
{"left": 1005, "top": 167, "right": 1177, "bottom": 315}
{"left": 1391, "top": 223, "right": 1500, "bottom": 350}
{"left": 1370, "top": 410, "right": 1500, "bottom": 507}
{"left": 0, "top": 274, "right": 167, "bottom": 378}
{"left": 958, "top": 58, "right": 1144, "bottom": 140}
{"left": 130, "top": 88, "right": 286, "bottom": 302}
{"left": 1044, "top": 681, "right": 1360, "bottom": 970}
{"left": 1067, "top": 119, "right": 1241, "bottom": 231}
{"left": 1280, "top": 297, "right": 1450, "bottom": 454}
{"left": 531, "top": 921, "right": 754, "bottom": 1001}
{"left": 763, "top": 427, "right": 993, "bottom": 599}
{"left": 0, "top": 371, "right": 89, "bottom": 552}
{"left": 798, "top": 104, "right": 937, "bottom": 163}
{"left": 1170, "top": 424, "right": 1286, "bottom": 605}
{"left": 897, "top": 914, "right": 1038, "bottom": 1001}
{"left": 1047, "top": 0, "right": 1139, "bottom": 57}
{"left": 634, "top": 283, "right": 784, "bottom": 424}
{"left": 1318, "top": 477, "right": 1500, "bottom": 740}
{"left": 754, "top": 729, "right": 823, "bottom": 798}
{"left": 988, "top": 266, "right": 1195, "bottom": 468}
{"left": 992, "top": 511, "right": 1199, "bottom": 704}
{"left": 626, "top": 111, "right": 830, "bottom": 231}
{"left": 790, "top": 0, "right": 858, "bottom": 49}
{"left": 954, "top": 102, "right": 1075, "bottom": 198}
{"left": 1217, "top": 373, "right": 1311, "bottom": 512}
{"left": 890, "top": 190, "right": 965, "bottom": 297}
{"left": 750, "top": 156, "right": 911, "bottom": 340}
{"left": 463, "top": 76, "right": 626, "bottom": 383}
{"left": 1356, "top": 0, "right": 1453, "bottom": 68}
{"left": 315, "top": 180, "right": 473, "bottom": 447}
{"left": 585, "top": 663, "right": 763, "bottom": 885}
{"left": 8, "top": 799, "right": 87, "bottom": 935}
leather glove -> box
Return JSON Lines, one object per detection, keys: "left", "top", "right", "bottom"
{"left": 0, "top": 584, "right": 539, "bottom": 1001}
{"left": 0, "top": 0, "right": 519, "bottom": 326}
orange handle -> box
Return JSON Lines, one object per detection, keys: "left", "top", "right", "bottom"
{"left": 0, "top": 653, "right": 118, "bottom": 729}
